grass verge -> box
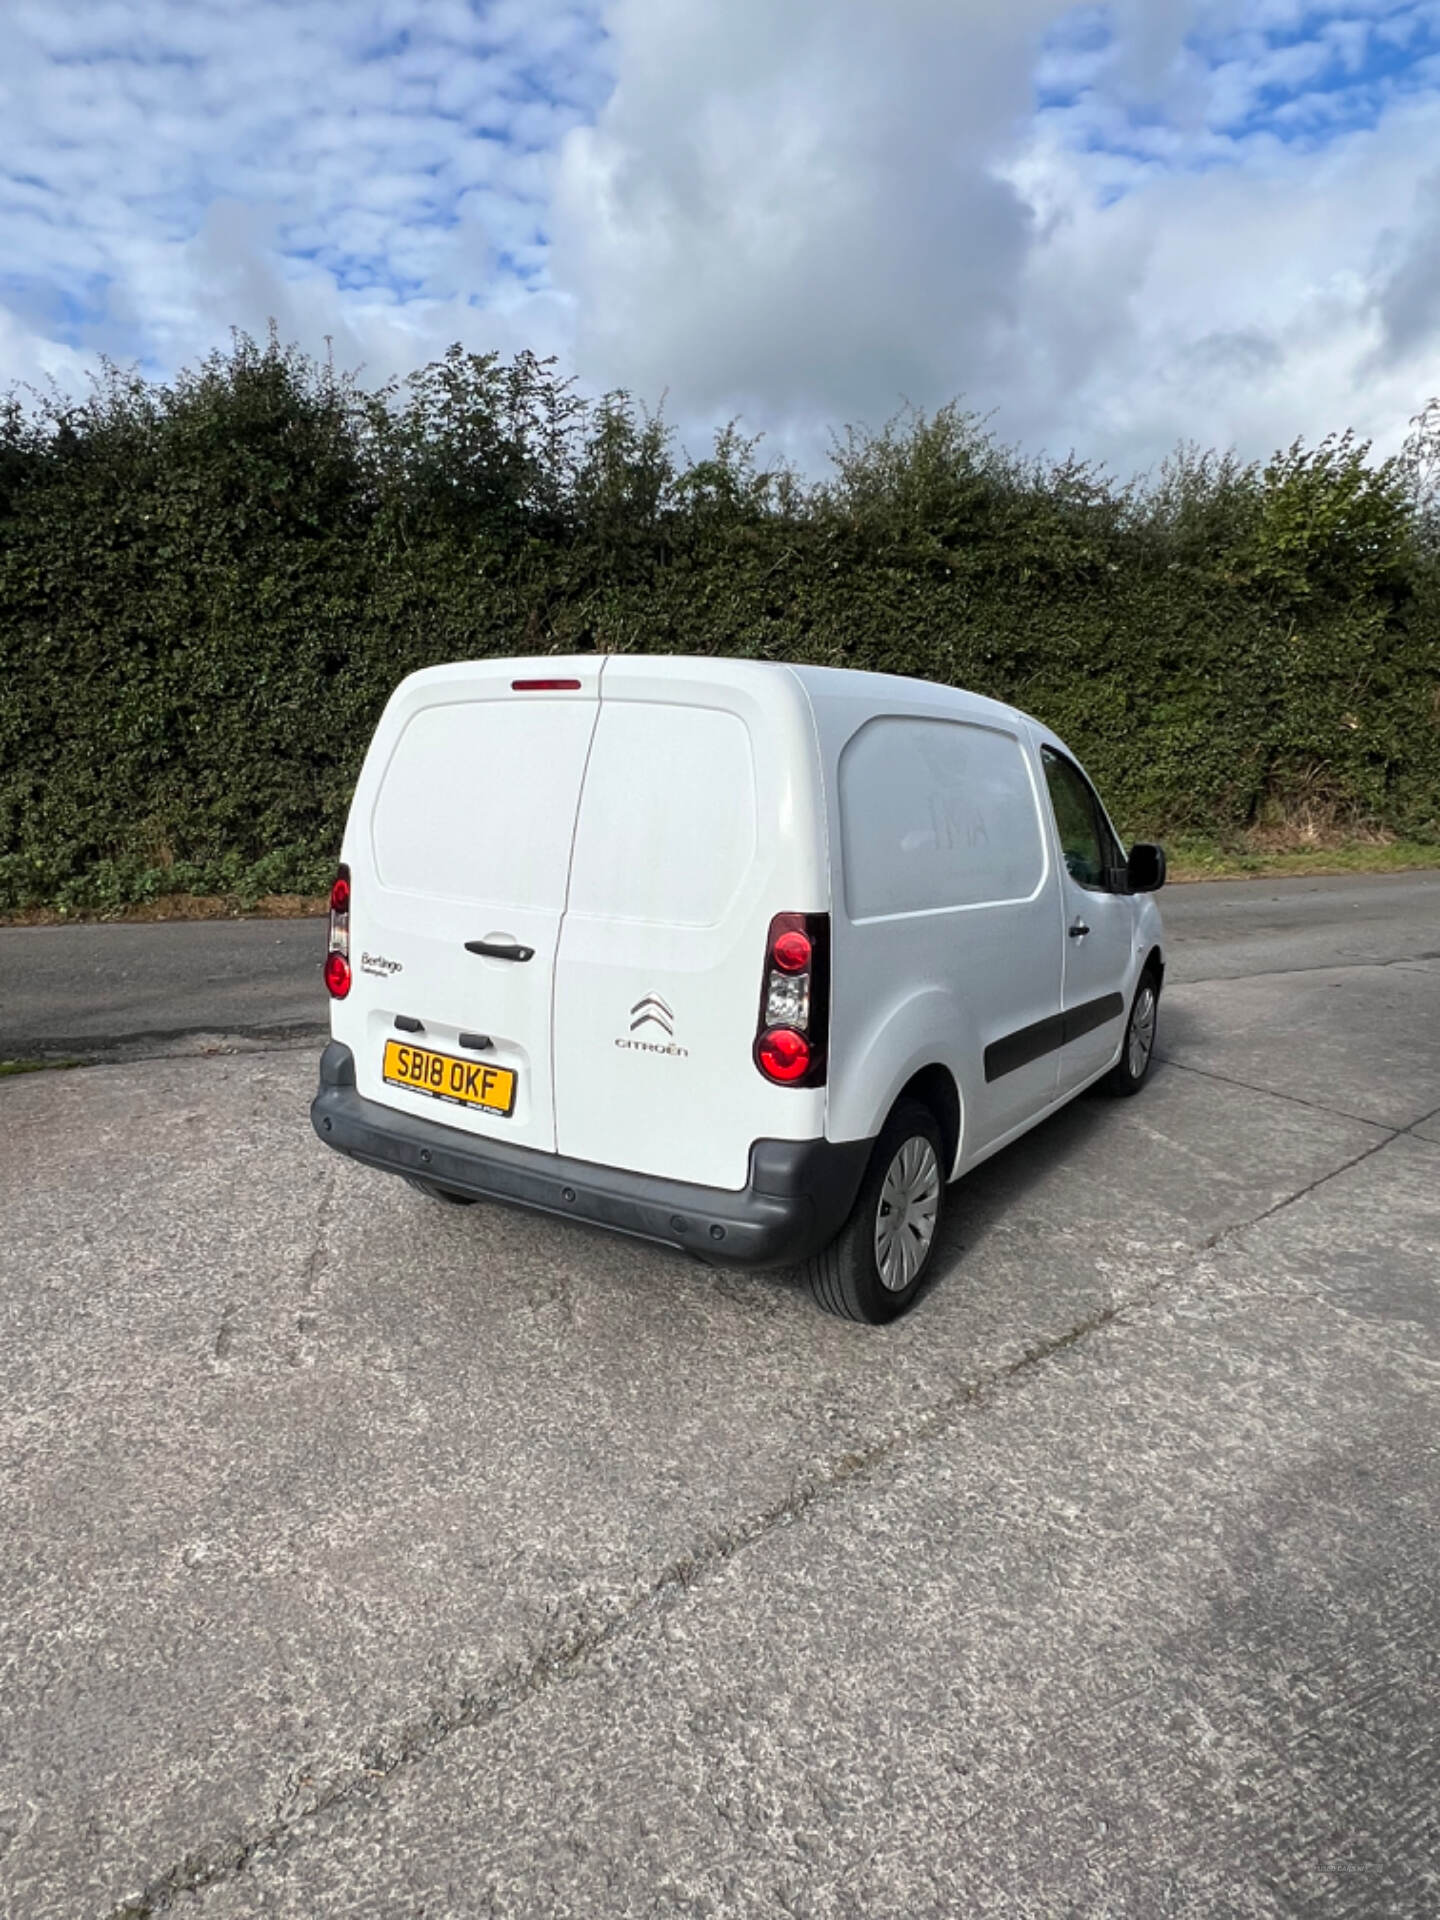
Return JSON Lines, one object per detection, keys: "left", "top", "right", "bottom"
{"left": 1164, "top": 838, "right": 1440, "bottom": 882}
{"left": 0, "top": 892, "right": 329, "bottom": 927}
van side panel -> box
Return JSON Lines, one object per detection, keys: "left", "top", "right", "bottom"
{"left": 552, "top": 659, "right": 827, "bottom": 1190}
{"left": 795, "top": 674, "right": 1064, "bottom": 1171}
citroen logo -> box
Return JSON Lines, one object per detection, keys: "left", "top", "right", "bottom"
{"left": 629, "top": 993, "right": 674, "bottom": 1036}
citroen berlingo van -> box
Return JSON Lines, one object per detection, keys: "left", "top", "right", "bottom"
{"left": 311, "top": 656, "right": 1166, "bottom": 1322}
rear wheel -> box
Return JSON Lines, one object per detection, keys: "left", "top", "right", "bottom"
{"left": 803, "top": 1099, "right": 947, "bottom": 1324}
{"left": 404, "top": 1175, "right": 476, "bottom": 1206}
{"left": 1103, "top": 969, "right": 1160, "bottom": 1096}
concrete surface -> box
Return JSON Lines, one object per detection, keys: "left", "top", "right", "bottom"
{"left": 1161, "top": 960, "right": 1440, "bottom": 1129}
{"left": 0, "top": 880, "right": 1438, "bottom": 1916}
{"left": 4, "top": 869, "right": 1439, "bottom": 1057}
{"left": 189, "top": 1145, "right": 1440, "bottom": 1920}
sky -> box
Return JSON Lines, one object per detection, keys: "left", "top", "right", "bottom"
{"left": 2, "top": 0, "right": 1439, "bottom": 478}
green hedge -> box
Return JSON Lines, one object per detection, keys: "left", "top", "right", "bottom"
{"left": 1, "top": 333, "right": 1436, "bottom": 909}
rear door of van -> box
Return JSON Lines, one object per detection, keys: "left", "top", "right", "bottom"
{"left": 338, "top": 660, "right": 602, "bottom": 1155}
{"left": 551, "top": 659, "right": 828, "bottom": 1191}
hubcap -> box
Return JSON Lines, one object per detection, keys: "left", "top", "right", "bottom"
{"left": 1128, "top": 983, "right": 1157, "bottom": 1079}
{"left": 874, "top": 1136, "right": 941, "bottom": 1292}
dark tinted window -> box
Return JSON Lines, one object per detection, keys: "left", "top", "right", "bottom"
{"left": 1042, "top": 749, "right": 1111, "bottom": 891}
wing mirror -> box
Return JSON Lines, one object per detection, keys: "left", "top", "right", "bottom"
{"left": 1126, "top": 842, "right": 1167, "bottom": 893}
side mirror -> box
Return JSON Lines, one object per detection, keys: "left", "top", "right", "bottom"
{"left": 1126, "top": 842, "right": 1167, "bottom": 893}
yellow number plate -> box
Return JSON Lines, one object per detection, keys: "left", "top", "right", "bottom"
{"left": 382, "top": 1039, "right": 517, "bottom": 1116}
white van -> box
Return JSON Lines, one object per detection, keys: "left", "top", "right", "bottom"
{"left": 311, "top": 656, "right": 1166, "bottom": 1322}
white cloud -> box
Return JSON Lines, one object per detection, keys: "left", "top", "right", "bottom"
{"left": 547, "top": 0, "right": 1440, "bottom": 470}
{"left": 1, "top": 0, "right": 1439, "bottom": 476}
{"left": 1000, "top": 95, "right": 1440, "bottom": 475}
{"left": 0, "top": 0, "right": 600, "bottom": 386}
{"left": 549, "top": 0, "right": 1085, "bottom": 465}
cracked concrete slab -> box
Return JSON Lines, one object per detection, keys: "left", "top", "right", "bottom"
{"left": 1160, "top": 962, "right": 1440, "bottom": 1130}
{"left": 179, "top": 1135, "right": 1440, "bottom": 1919}
{"left": 1208, "top": 1129, "right": 1440, "bottom": 1353}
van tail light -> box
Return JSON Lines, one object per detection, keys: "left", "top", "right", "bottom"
{"left": 758, "top": 1027, "right": 811, "bottom": 1083}
{"left": 325, "top": 864, "right": 351, "bottom": 999}
{"left": 754, "top": 912, "right": 829, "bottom": 1086}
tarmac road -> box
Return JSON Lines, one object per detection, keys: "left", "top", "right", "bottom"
{"left": 2, "top": 869, "right": 1439, "bottom": 1057}
{"left": 1, "top": 873, "right": 1439, "bottom": 1916}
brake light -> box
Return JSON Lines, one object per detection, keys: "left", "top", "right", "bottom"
{"left": 512, "top": 678, "right": 582, "bottom": 691}
{"left": 755, "top": 911, "right": 829, "bottom": 1086}
{"left": 326, "top": 863, "right": 351, "bottom": 999}
{"left": 771, "top": 929, "right": 811, "bottom": 974}
{"left": 758, "top": 1028, "right": 811, "bottom": 1082}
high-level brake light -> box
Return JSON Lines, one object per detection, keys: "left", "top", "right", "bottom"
{"left": 512, "top": 678, "right": 582, "bottom": 691}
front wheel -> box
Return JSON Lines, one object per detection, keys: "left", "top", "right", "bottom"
{"left": 803, "top": 1100, "right": 947, "bottom": 1324}
{"left": 1103, "top": 970, "right": 1160, "bottom": 1096}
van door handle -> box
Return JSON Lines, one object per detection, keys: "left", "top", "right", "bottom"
{"left": 465, "top": 939, "right": 535, "bottom": 962}
{"left": 1068, "top": 919, "right": 1090, "bottom": 939}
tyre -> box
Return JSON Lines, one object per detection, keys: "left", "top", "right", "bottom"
{"left": 803, "top": 1099, "right": 947, "bottom": 1324}
{"left": 1103, "top": 968, "right": 1160, "bottom": 1096}
{"left": 403, "top": 1175, "right": 477, "bottom": 1205}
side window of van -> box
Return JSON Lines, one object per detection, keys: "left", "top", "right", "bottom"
{"left": 1041, "top": 748, "right": 1118, "bottom": 891}
{"left": 839, "top": 717, "right": 1045, "bottom": 918}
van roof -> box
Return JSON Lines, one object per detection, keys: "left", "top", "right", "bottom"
{"left": 781, "top": 660, "right": 1027, "bottom": 731}
{"left": 400, "top": 654, "right": 1031, "bottom": 733}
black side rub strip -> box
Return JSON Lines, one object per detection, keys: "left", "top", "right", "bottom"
{"left": 985, "top": 991, "right": 1126, "bottom": 1083}
{"left": 1063, "top": 991, "right": 1127, "bottom": 1046}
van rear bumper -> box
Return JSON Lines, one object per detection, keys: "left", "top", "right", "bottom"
{"left": 310, "top": 1042, "right": 871, "bottom": 1268}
